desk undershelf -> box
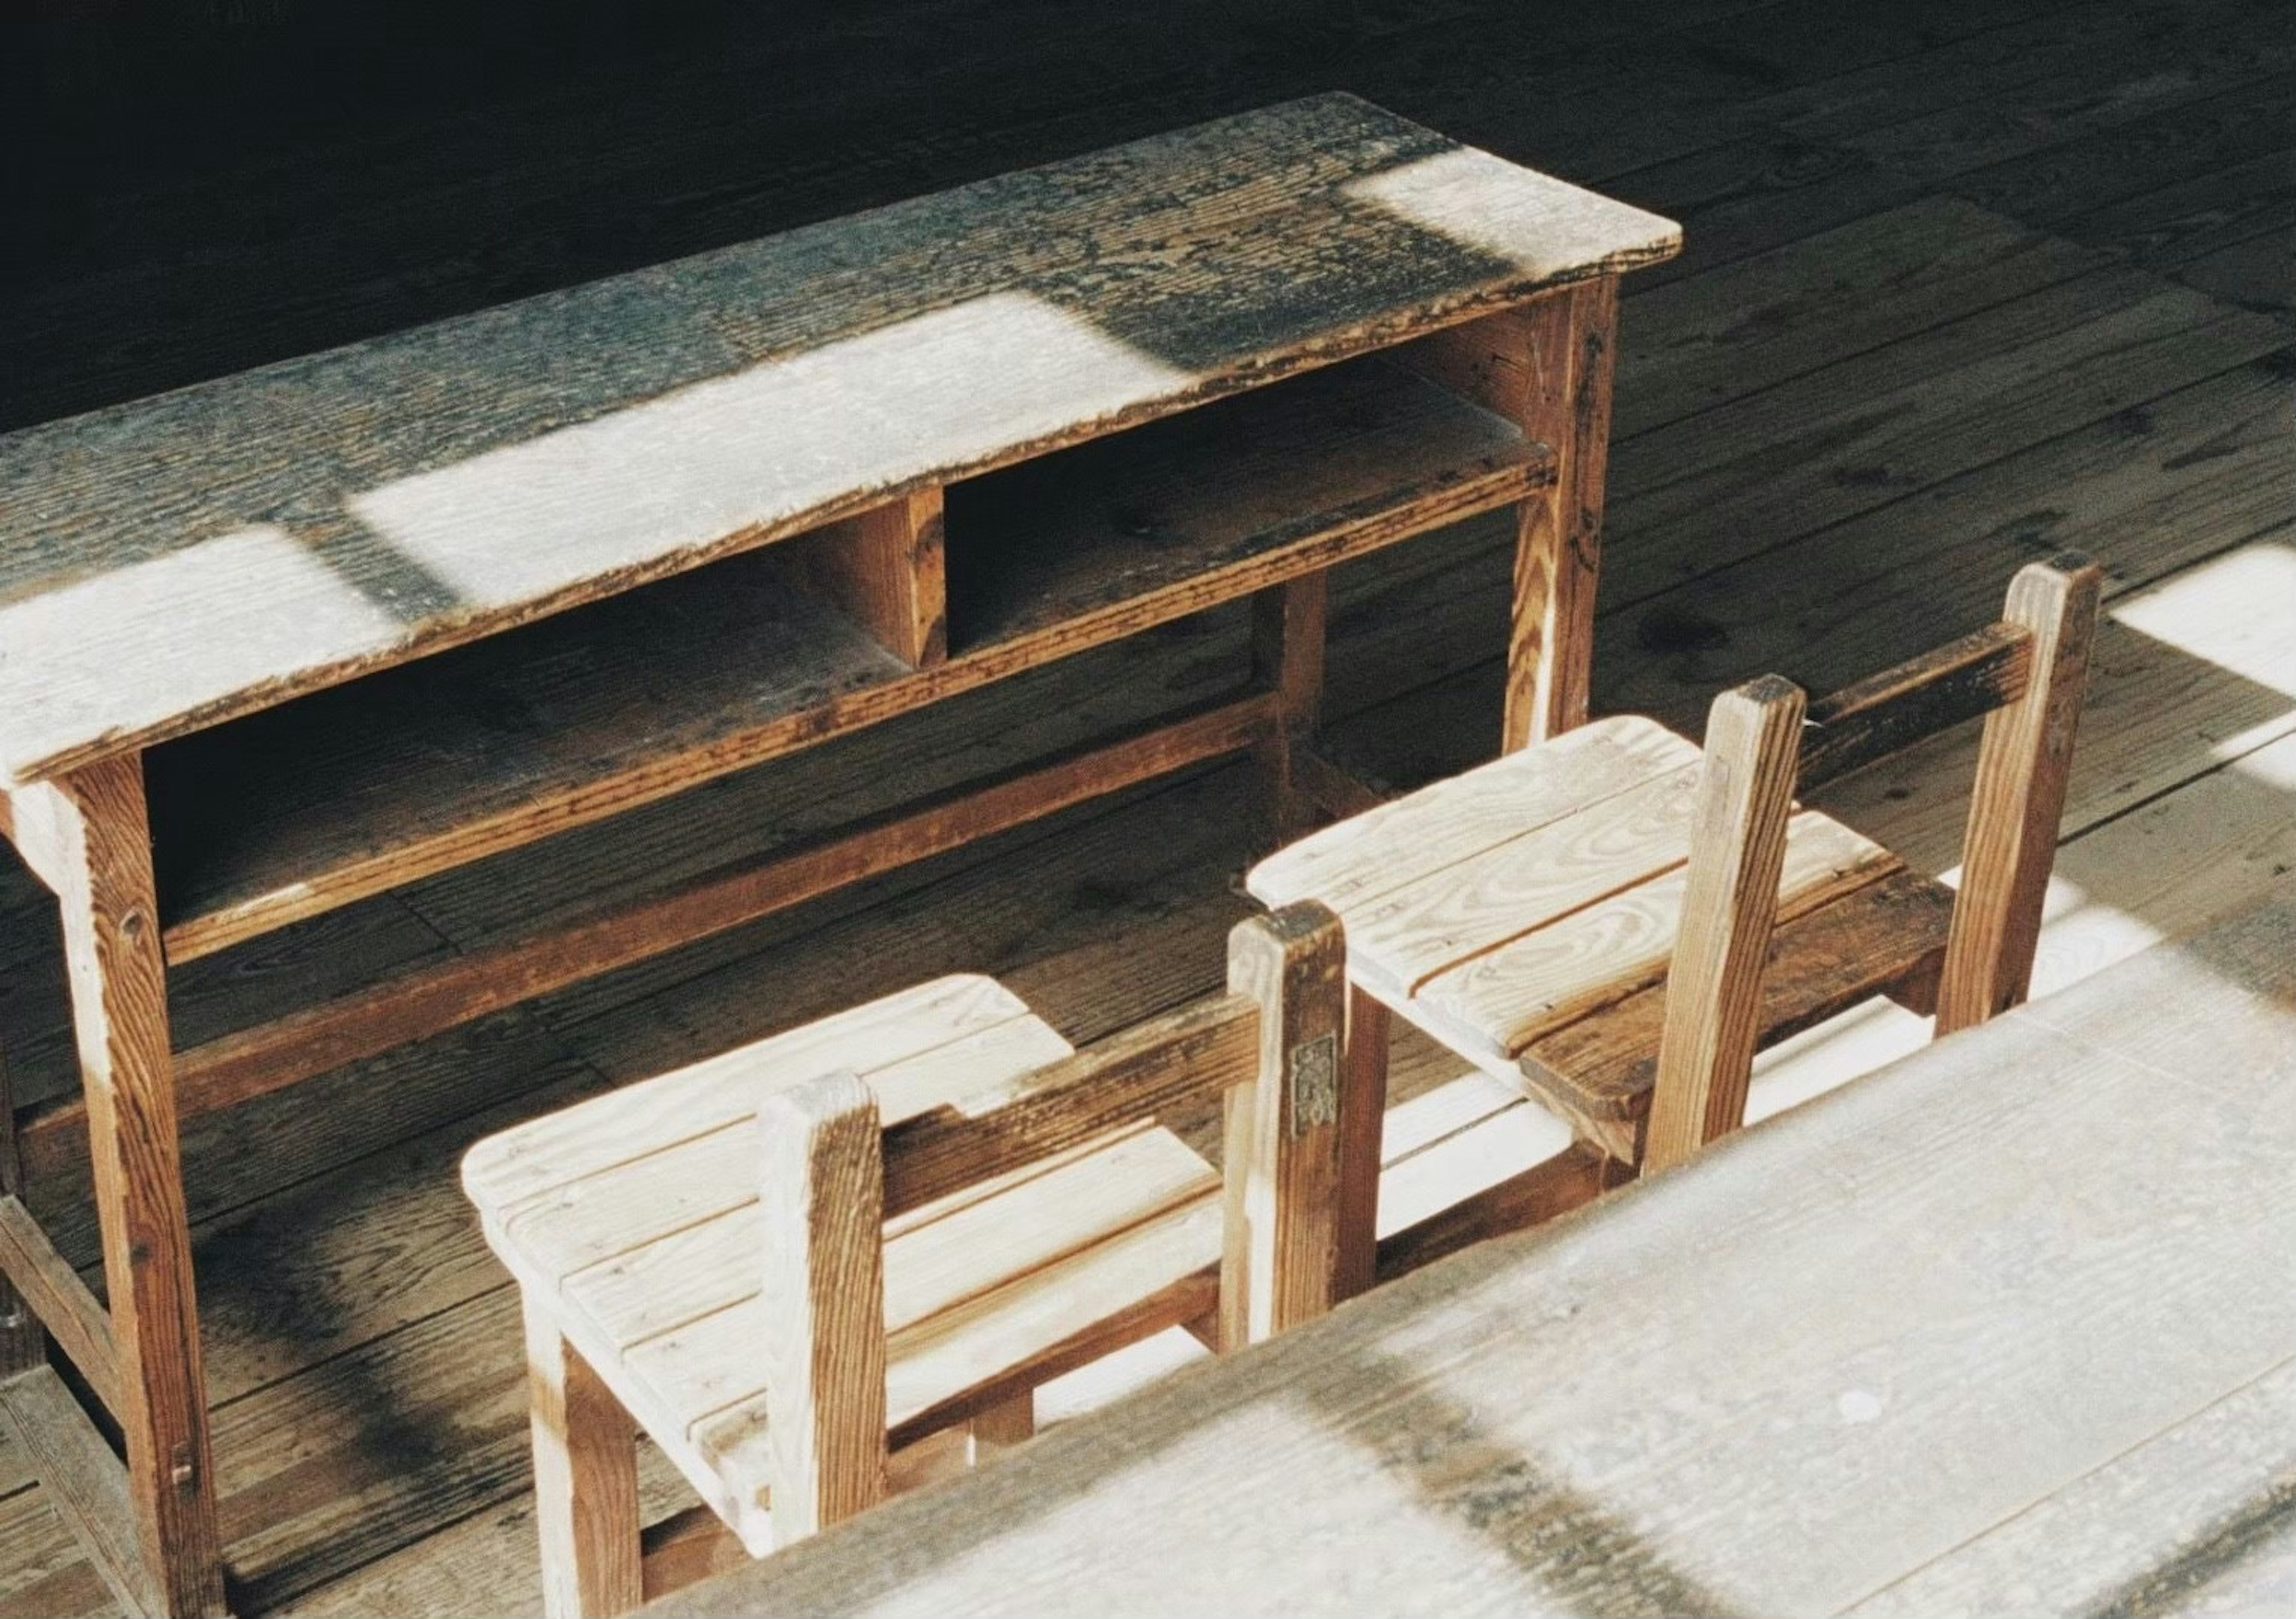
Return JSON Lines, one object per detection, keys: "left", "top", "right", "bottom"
{"left": 149, "top": 358, "right": 1548, "bottom": 963}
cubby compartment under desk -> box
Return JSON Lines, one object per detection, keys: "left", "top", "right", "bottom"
{"left": 0, "top": 90, "right": 1675, "bottom": 1617}
{"left": 146, "top": 353, "right": 1550, "bottom": 970}
{"left": 942, "top": 357, "right": 1546, "bottom": 653}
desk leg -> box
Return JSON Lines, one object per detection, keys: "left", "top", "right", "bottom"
{"left": 1250, "top": 573, "right": 1328, "bottom": 844}
{"left": 51, "top": 755, "right": 229, "bottom": 1618}
{"left": 1504, "top": 276, "right": 1619, "bottom": 751}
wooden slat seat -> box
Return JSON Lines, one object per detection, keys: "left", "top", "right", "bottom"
{"left": 466, "top": 905, "right": 1358, "bottom": 1616}
{"left": 1251, "top": 716, "right": 1953, "bottom": 1149}
{"left": 1249, "top": 556, "right": 2102, "bottom": 1266}
{"left": 463, "top": 975, "right": 1221, "bottom": 1556}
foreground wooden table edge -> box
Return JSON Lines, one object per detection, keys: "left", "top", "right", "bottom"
{"left": 651, "top": 885, "right": 2296, "bottom": 1619}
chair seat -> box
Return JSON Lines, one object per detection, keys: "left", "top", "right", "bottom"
{"left": 1248, "top": 716, "right": 1953, "bottom": 1144}
{"left": 464, "top": 973, "right": 1220, "bottom": 1553}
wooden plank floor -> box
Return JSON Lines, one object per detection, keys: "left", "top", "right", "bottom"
{"left": 2, "top": 0, "right": 2290, "bottom": 1611}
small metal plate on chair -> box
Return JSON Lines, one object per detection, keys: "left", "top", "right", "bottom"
{"left": 1289, "top": 1033, "right": 1339, "bottom": 1135}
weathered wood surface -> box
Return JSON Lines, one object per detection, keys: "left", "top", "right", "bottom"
{"left": 466, "top": 973, "right": 1227, "bottom": 1558}
{"left": 0, "top": 1368, "right": 154, "bottom": 1617}
{"left": 1935, "top": 555, "right": 2102, "bottom": 1032}
{"left": 1520, "top": 869, "right": 1954, "bottom": 1137}
{"left": 1639, "top": 676, "right": 1803, "bottom": 1173}
{"left": 1, "top": 3, "right": 2288, "bottom": 1607}
{"left": 42, "top": 759, "right": 227, "bottom": 1618}
{"left": 657, "top": 886, "right": 2296, "bottom": 1619}
{"left": 145, "top": 358, "right": 1544, "bottom": 959}
{"left": 754, "top": 1074, "right": 890, "bottom": 1549}
{"left": 0, "top": 92, "right": 1674, "bottom": 789}
{"left": 1248, "top": 712, "right": 1914, "bottom": 1080}
{"left": 1795, "top": 622, "right": 2031, "bottom": 792}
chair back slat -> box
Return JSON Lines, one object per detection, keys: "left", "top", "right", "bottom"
{"left": 749, "top": 903, "right": 1349, "bottom": 1554}
{"left": 1937, "top": 554, "right": 2102, "bottom": 1031}
{"left": 1645, "top": 550, "right": 2099, "bottom": 1172}
{"left": 1797, "top": 621, "right": 2034, "bottom": 793}
{"left": 880, "top": 992, "right": 1260, "bottom": 1220}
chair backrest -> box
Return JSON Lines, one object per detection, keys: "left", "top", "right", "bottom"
{"left": 1642, "top": 551, "right": 2102, "bottom": 1173}
{"left": 753, "top": 900, "right": 1348, "bottom": 1540}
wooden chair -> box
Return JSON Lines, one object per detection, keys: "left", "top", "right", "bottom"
{"left": 462, "top": 903, "right": 1347, "bottom": 1617}
{"left": 1248, "top": 554, "right": 2100, "bottom": 1287}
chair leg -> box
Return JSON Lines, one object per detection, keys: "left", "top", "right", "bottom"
{"left": 1250, "top": 575, "right": 1329, "bottom": 847}
{"left": 1642, "top": 677, "right": 1806, "bottom": 1175}
{"left": 1335, "top": 986, "right": 1391, "bottom": 1302}
{"left": 525, "top": 1303, "right": 643, "bottom": 1619}
{"left": 1222, "top": 904, "right": 1349, "bottom": 1348}
{"left": 1936, "top": 554, "right": 2102, "bottom": 1034}
{"left": 757, "top": 1073, "right": 889, "bottom": 1542}
{"left": 966, "top": 1390, "right": 1036, "bottom": 1464}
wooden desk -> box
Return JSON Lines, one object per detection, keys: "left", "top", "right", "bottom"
{"left": 0, "top": 96, "right": 1674, "bottom": 1613}
{"left": 662, "top": 886, "right": 2296, "bottom": 1619}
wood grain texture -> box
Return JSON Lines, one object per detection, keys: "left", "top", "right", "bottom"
{"left": 1220, "top": 903, "right": 1347, "bottom": 1349}
{"left": 1248, "top": 714, "right": 1699, "bottom": 918}
{"left": 149, "top": 361, "right": 1541, "bottom": 960}
{"left": 640, "top": 1507, "right": 752, "bottom": 1608}
{"left": 0, "top": 1041, "right": 46, "bottom": 1388}
{"left": 1936, "top": 552, "right": 2102, "bottom": 1033}
{"left": 100, "top": 689, "right": 1278, "bottom": 1134}
{"left": 1518, "top": 869, "right": 1956, "bottom": 1131}
{"left": 461, "top": 975, "right": 1047, "bottom": 1210}
{"left": 878, "top": 994, "right": 1255, "bottom": 1219}
{"left": 756, "top": 1072, "right": 889, "bottom": 1548}
{"left": 1371, "top": 1141, "right": 1616, "bottom": 1284}
{"left": 1335, "top": 987, "right": 1391, "bottom": 1303}
{"left": 1796, "top": 621, "right": 2032, "bottom": 792}
{"left": 6, "top": 14, "right": 2287, "bottom": 1613}
{"left": 1507, "top": 276, "right": 1619, "bottom": 745}
{"left": 0, "top": 1366, "right": 156, "bottom": 1617}
{"left": 0, "top": 11, "right": 2279, "bottom": 1606}
{"left": 1396, "top": 276, "right": 1622, "bottom": 747}
{"left": 46, "top": 756, "right": 227, "bottom": 1619}
{"left": 474, "top": 1004, "right": 1077, "bottom": 1288}
{"left": 555, "top": 1127, "right": 1209, "bottom": 1358}
{"left": 1407, "top": 810, "right": 1898, "bottom": 1068}
{"left": 1248, "top": 574, "right": 1329, "bottom": 841}
{"left": 0, "top": 1196, "right": 120, "bottom": 1419}
{"left": 787, "top": 490, "right": 948, "bottom": 669}
{"left": 1641, "top": 676, "right": 1806, "bottom": 1175}
{"left": 524, "top": 1303, "right": 645, "bottom": 1619}
{"left": 1339, "top": 758, "right": 1705, "bottom": 998}
{"left": 0, "top": 92, "right": 1676, "bottom": 789}
{"left": 942, "top": 359, "right": 1544, "bottom": 649}
{"left": 466, "top": 970, "right": 1234, "bottom": 1581}
{"left": 652, "top": 889, "right": 2296, "bottom": 1619}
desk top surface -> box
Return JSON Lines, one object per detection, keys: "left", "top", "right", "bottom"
{"left": 661, "top": 884, "right": 2296, "bottom": 1619}
{"left": 0, "top": 93, "right": 1675, "bottom": 787}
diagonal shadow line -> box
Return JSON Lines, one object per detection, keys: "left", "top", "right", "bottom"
{"left": 2075, "top": 1476, "right": 2296, "bottom": 1619}
{"left": 2, "top": 97, "right": 1535, "bottom": 633}
{"left": 279, "top": 507, "right": 469, "bottom": 625}
{"left": 1289, "top": 1336, "right": 1754, "bottom": 1619}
